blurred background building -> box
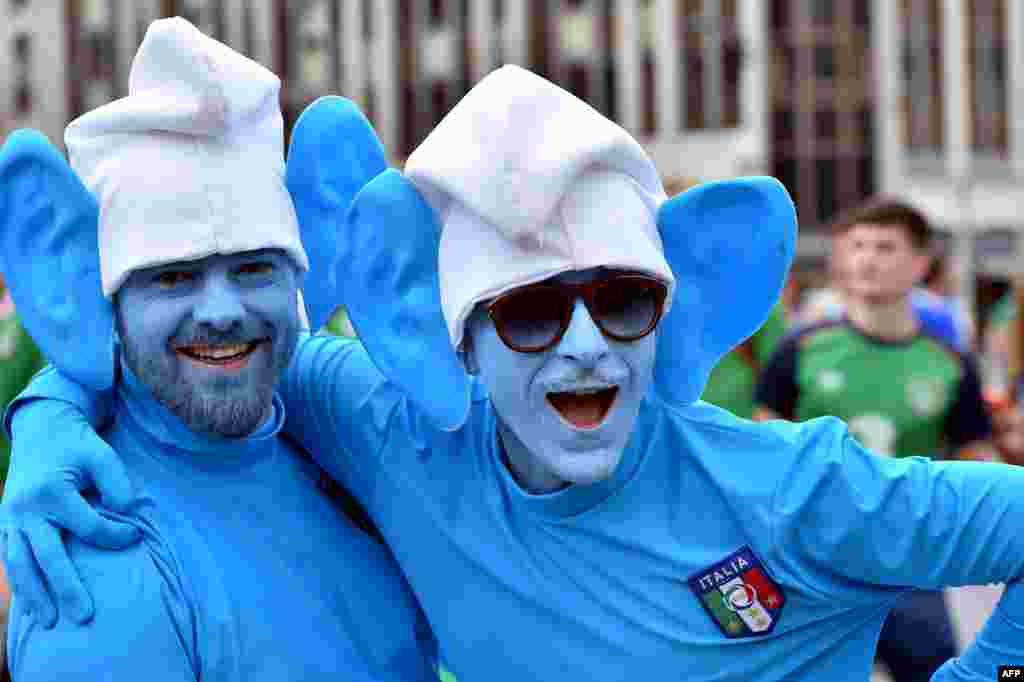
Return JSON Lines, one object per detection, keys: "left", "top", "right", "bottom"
{"left": 1, "top": 0, "right": 1021, "bottom": 316}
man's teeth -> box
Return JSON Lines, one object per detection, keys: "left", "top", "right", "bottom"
{"left": 561, "top": 386, "right": 613, "bottom": 396}
{"left": 184, "top": 343, "right": 252, "bottom": 360}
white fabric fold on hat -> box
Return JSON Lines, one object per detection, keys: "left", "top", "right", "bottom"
{"left": 403, "top": 65, "right": 675, "bottom": 349}
{"left": 64, "top": 17, "right": 308, "bottom": 298}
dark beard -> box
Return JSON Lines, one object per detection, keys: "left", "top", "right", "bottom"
{"left": 154, "top": 375, "right": 272, "bottom": 438}
{"left": 121, "top": 331, "right": 296, "bottom": 439}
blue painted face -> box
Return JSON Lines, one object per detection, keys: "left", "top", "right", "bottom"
{"left": 465, "top": 268, "right": 658, "bottom": 493}
{"left": 115, "top": 249, "right": 302, "bottom": 438}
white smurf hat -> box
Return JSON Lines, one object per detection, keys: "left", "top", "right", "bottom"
{"left": 64, "top": 17, "right": 308, "bottom": 298}
{"left": 403, "top": 65, "right": 676, "bottom": 349}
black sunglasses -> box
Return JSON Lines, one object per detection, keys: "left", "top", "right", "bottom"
{"left": 486, "top": 274, "right": 669, "bottom": 353}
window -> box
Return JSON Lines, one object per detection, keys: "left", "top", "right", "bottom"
{"left": 13, "top": 34, "right": 30, "bottom": 63}
{"left": 431, "top": 81, "right": 449, "bottom": 127}
{"left": 362, "top": 0, "right": 373, "bottom": 39}
{"left": 677, "top": 0, "right": 740, "bottom": 130}
{"left": 810, "top": 0, "right": 833, "bottom": 26}
{"left": 14, "top": 81, "right": 32, "bottom": 115}
{"left": 772, "top": 158, "right": 799, "bottom": 199}
{"left": 429, "top": 0, "right": 444, "bottom": 27}
{"left": 12, "top": 33, "right": 32, "bottom": 117}
{"left": 773, "top": 108, "right": 795, "bottom": 144}
{"left": 966, "top": 0, "right": 1008, "bottom": 156}
{"left": 814, "top": 45, "right": 835, "bottom": 79}
{"left": 853, "top": 2, "right": 871, "bottom": 32}
{"left": 857, "top": 106, "right": 874, "bottom": 149}
{"left": 815, "top": 109, "right": 837, "bottom": 140}
{"left": 643, "top": 52, "right": 657, "bottom": 135}
{"left": 566, "top": 63, "right": 589, "bottom": 104}
{"left": 602, "top": 57, "right": 618, "bottom": 123}
{"left": 770, "top": 45, "right": 795, "bottom": 94}
{"left": 290, "top": 1, "right": 337, "bottom": 98}
{"left": 87, "top": 33, "right": 115, "bottom": 79}
{"left": 684, "top": 49, "right": 705, "bottom": 129}
{"left": 899, "top": 0, "right": 944, "bottom": 154}
{"left": 769, "top": 0, "right": 789, "bottom": 30}
{"left": 722, "top": 42, "right": 741, "bottom": 127}
{"left": 211, "top": 1, "right": 226, "bottom": 42}
{"left": 815, "top": 158, "right": 838, "bottom": 225}
{"left": 857, "top": 156, "right": 876, "bottom": 200}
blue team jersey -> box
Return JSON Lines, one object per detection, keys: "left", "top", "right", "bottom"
{"left": 278, "top": 334, "right": 1024, "bottom": 682}
{"left": 7, "top": 362, "right": 438, "bottom": 682}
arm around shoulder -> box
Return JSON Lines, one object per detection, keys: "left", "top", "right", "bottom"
{"left": 8, "top": 535, "right": 196, "bottom": 680}
{"left": 3, "top": 365, "right": 113, "bottom": 439}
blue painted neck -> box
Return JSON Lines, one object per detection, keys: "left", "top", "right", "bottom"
{"left": 116, "top": 357, "right": 284, "bottom": 471}
{"left": 491, "top": 396, "right": 659, "bottom": 518}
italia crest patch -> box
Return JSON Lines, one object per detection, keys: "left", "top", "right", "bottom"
{"left": 688, "top": 546, "right": 785, "bottom": 638}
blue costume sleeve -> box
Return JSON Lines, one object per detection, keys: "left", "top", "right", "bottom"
{"left": 2, "top": 365, "right": 113, "bottom": 438}
{"left": 277, "top": 331, "right": 410, "bottom": 502}
{"left": 776, "top": 418, "right": 1024, "bottom": 594}
{"left": 930, "top": 582, "right": 1024, "bottom": 681}
{"left": 8, "top": 536, "right": 196, "bottom": 679}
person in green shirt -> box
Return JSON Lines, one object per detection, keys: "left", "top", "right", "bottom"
{"left": 701, "top": 301, "right": 786, "bottom": 418}
{"left": 0, "top": 273, "right": 45, "bottom": 485}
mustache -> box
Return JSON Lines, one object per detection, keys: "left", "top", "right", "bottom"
{"left": 540, "top": 368, "right": 627, "bottom": 394}
{"left": 171, "top": 329, "right": 271, "bottom": 348}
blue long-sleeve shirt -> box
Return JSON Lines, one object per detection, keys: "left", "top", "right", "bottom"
{"left": 276, "top": 333, "right": 1024, "bottom": 681}
{"left": 7, "top": 360, "right": 438, "bottom": 681}
{"left": 9, "top": 334, "right": 1024, "bottom": 680}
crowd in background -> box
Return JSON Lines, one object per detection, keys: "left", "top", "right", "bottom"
{"left": 0, "top": 177, "right": 1019, "bottom": 682}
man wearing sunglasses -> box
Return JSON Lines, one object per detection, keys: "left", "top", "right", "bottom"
{"left": 2, "top": 66, "right": 1024, "bottom": 680}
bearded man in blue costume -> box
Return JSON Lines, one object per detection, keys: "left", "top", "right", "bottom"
{"left": 1, "top": 57, "right": 1022, "bottom": 680}
{"left": 0, "top": 18, "right": 436, "bottom": 681}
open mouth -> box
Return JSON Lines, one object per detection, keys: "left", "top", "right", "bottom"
{"left": 546, "top": 386, "right": 619, "bottom": 430}
{"left": 175, "top": 339, "right": 267, "bottom": 368}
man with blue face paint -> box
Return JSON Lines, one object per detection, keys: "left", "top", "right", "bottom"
{"left": 0, "top": 19, "right": 436, "bottom": 681}
{"left": 116, "top": 250, "right": 301, "bottom": 439}
{"left": 460, "top": 266, "right": 662, "bottom": 492}
{"left": 2, "top": 65, "right": 1024, "bottom": 681}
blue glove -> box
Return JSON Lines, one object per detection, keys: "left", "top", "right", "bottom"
{"left": 930, "top": 582, "right": 1024, "bottom": 680}
{"left": 0, "top": 129, "right": 135, "bottom": 627}
{"left": 1, "top": 393, "right": 138, "bottom": 627}
{"left": 286, "top": 96, "right": 388, "bottom": 331}
{"left": 653, "top": 177, "right": 796, "bottom": 405}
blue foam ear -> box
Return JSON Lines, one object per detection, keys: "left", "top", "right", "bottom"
{"left": 286, "top": 96, "right": 387, "bottom": 331}
{"left": 340, "top": 169, "right": 471, "bottom": 431}
{"left": 654, "top": 177, "right": 796, "bottom": 405}
{"left": 0, "top": 129, "right": 115, "bottom": 390}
